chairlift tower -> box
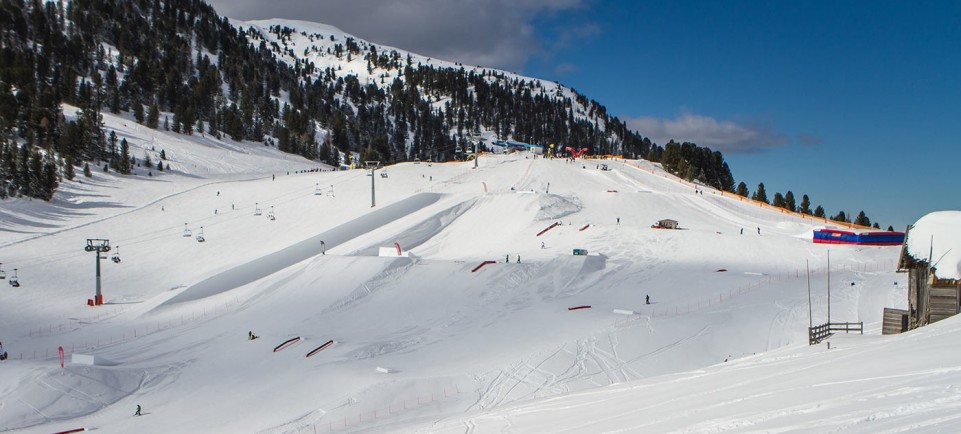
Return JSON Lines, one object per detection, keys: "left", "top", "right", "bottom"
{"left": 471, "top": 132, "right": 482, "bottom": 169}
{"left": 84, "top": 239, "right": 111, "bottom": 305}
{"left": 366, "top": 161, "right": 381, "bottom": 208}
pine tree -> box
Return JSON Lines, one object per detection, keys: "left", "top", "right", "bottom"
{"left": 814, "top": 206, "right": 825, "bottom": 218}
{"left": 799, "top": 194, "right": 812, "bottom": 214}
{"left": 854, "top": 211, "right": 871, "bottom": 227}
{"left": 772, "top": 192, "right": 786, "bottom": 208}
{"left": 751, "top": 183, "right": 768, "bottom": 204}
{"left": 64, "top": 157, "right": 75, "bottom": 180}
{"left": 40, "top": 157, "right": 59, "bottom": 200}
{"left": 83, "top": 162, "right": 92, "bottom": 177}
{"left": 735, "top": 182, "right": 749, "bottom": 197}
{"left": 160, "top": 149, "right": 166, "bottom": 160}
{"left": 784, "top": 191, "right": 796, "bottom": 212}
{"left": 0, "top": 142, "right": 10, "bottom": 199}
{"left": 147, "top": 102, "right": 160, "bottom": 129}
{"left": 119, "top": 139, "right": 131, "bottom": 174}
{"left": 832, "top": 211, "right": 848, "bottom": 223}
{"left": 134, "top": 102, "right": 145, "bottom": 124}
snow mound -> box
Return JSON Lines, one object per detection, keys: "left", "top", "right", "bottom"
{"left": 907, "top": 210, "right": 961, "bottom": 279}
{"left": 536, "top": 194, "right": 582, "bottom": 221}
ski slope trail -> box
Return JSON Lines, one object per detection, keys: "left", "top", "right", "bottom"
{"left": 154, "top": 192, "right": 442, "bottom": 308}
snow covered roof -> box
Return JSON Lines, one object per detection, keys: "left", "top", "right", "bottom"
{"left": 906, "top": 211, "right": 961, "bottom": 280}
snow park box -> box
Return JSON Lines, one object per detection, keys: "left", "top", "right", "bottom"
{"left": 573, "top": 248, "right": 588, "bottom": 256}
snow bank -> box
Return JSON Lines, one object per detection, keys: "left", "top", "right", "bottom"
{"left": 907, "top": 211, "right": 961, "bottom": 279}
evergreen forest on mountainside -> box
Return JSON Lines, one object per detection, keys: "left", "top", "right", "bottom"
{"left": 0, "top": 0, "right": 881, "bottom": 227}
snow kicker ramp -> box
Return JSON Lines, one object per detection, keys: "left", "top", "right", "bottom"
{"left": 157, "top": 193, "right": 441, "bottom": 307}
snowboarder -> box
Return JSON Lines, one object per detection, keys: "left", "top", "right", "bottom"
{"left": 0, "top": 341, "right": 6, "bottom": 360}
{"left": 248, "top": 331, "right": 258, "bottom": 340}
{"left": 135, "top": 404, "right": 141, "bottom": 416}
{"left": 757, "top": 227, "right": 761, "bottom": 235}
{"left": 541, "top": 242, "right": 546, "bottom": 249}
{"left": 506, "top": 254, "right": 510, "bottom": 263}
{"left": 740, "top": 228, "right": 743, "bottom": 235}
{"left": 645, "top": 295, "right": 650, "bottom": 305}
{"left": 617, "top": 217, "right": 620, "bottom": 225}
{"left": 516, "top": 255, "right": 520, "bottom": 263}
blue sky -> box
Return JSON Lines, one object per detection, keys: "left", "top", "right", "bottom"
{"left": 210, "top": 0, "right": 960, "bottom": 230}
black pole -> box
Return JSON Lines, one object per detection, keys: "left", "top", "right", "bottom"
{"left": 95, "top": 249, "right": 102, "bottom": 298}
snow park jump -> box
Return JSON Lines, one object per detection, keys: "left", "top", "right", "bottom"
{"left": 306, "top": 340, "right": 335, "bottom": 357}
{"left": 813, "top": 229, "right": 905, "bottom": 246}
{"left": 273, "top": 337, "right": 302, "bottom": 352}
{"left": 472, "top": 260, "right": 496, "bottom": 272}
{"left": 537, "top": 222, "right": 561, "bottom": 236}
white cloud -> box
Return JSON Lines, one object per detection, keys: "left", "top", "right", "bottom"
{"left": 624, "top": 113, "right": 788, "bottom": 153}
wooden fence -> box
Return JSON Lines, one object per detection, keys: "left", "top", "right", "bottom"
{"left": 808, "top": 321, "right": 863, "bottom": 345}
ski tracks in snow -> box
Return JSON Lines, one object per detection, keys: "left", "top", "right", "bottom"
{"left": 471, "top": 334, "right": 639, "bottom": 412}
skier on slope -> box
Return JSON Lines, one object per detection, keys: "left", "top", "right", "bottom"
{"left": 135, "top": 404, "right": 142, "bottom": 416}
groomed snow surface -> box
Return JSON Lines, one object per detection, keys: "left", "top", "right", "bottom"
{"left": 1, "top": 110, "right": 955, "bottom": 433}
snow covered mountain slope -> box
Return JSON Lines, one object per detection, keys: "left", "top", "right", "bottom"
{"left": 0, "top": 112, "right": 919, "bottom": 433}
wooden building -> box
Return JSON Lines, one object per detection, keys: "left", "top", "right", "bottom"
{"left": 897, "top": 224, "right": 961, "bottom": 330}
{"left": 652, "top": 219, "right": 679, "bottom": 230}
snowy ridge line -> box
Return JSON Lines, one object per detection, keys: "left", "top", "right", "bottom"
{"left": 614, "top": 261, "right": 897, "bottom": 329}
{"left": 622, "top": 161, "right": 874, "bottom": 230}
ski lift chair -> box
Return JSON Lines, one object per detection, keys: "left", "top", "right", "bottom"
{"left": 315, "top": 183, "right": 323, "bottom": 195}
{"left": 9, "top": 269, "right": 19, "bottom": 287}
{"left": 254, "top": 203, "right": 262, "bottom": 216}
{"left": 267, "top": 206, "right": 276, "bottom": 221}
{"left": 0, "top": 263, "right": 5, "bottom": 279}
{"left": 196, "top": 227, "right": 206, "bottom": 242}
{"left": 380, "top": 171, "right": 388, "bottom": 178}
{"left": 111, "top": 246, "right": 121, "bottom": 263}
{"left": 182, "top": 223, "right": 192, "bottom": 237}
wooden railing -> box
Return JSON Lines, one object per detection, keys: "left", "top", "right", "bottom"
{"left": 808, "top": 321, "right": 863, "bottom": 345}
